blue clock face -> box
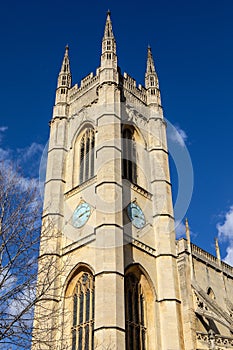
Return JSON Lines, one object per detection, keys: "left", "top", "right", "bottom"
{"left": 127, "top": 202, "right": 145, "bottom": 229}
{"left": 72, "top": 202, "right": 91, "bottom": 228}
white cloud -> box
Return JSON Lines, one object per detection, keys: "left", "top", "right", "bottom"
{"left": 0, "top": 126, "right": 8, "bottom": 132}
{"left": 8, "top": 283, "right": 36, "bottom": 317}
{"left": 17, "top": 142, "right": 44, "bottom": 163}
{"left": 0, "top": 147, "right": 11, "bottom": 161}
{"left": 0, "top": 141, "right": 45, "bottom": 200}
{"left": 168, "top": 125, "right": 188, "bottom": 147}
{"left": 217, "top": 206, "right": 233, "bottom": 265}
{"left": 0, "top": 125, "right": 8, "bottom": 144}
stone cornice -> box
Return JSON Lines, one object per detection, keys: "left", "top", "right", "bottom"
{"left": 64, "top": 176, "right": 97, "bottom": 199}
{"left": 124, "top": 233, "right": 156, "bottom": 257}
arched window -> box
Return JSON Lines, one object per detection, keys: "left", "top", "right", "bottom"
{"left": 123, "top": 128, "right": 137, "bottom": 184}
{"left": 125, "top": 273, "right": 146, "bottom": 350}
{"left": 79, "top": 129, "right": 95, "bottom": 184}
{"left": 207, "top": 287, "right": 215, "bottom": 300}
{"left": 71, "top": 272, "right": 94, "bottom": 350}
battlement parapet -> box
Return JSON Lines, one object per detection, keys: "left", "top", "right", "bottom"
{"left": 69, "top": 73, "right": 99, "bottom": 102}
{"left": 177, "top": 238, "right": 233, "bottom": 277}
{"left": 123, "top": 72, "right": 147, "bottom": 104}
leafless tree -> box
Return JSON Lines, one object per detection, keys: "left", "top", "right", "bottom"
{"left": 0, "top": 162, "right": 62, "bottom": 349}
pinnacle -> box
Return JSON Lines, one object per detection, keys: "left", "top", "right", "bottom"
{"left": 146, "top": 46, "right": 156, "bottom": 74}
{"left": 104, "top": 10, "right": 114, "bottom": 39}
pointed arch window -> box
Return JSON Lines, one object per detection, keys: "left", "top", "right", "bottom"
{"left": 71, "top": 272, "right": 95, "bottom": 350}
{"left": 207, "top": 287, "right": 215, "bottom": 300}
{"left": 79, "top": 129, "right": 95, "bottom": 184}
{"left": 123, "top": 128, "right": 137, "bottom": 184}
{"left": 125, "top": 273, "right": 146, "bottom": 350}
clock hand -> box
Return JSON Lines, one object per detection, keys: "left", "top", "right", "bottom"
{"left": 78, "top": 210, "right": 90, "bottom": 219}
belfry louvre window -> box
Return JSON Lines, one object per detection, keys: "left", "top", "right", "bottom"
{"left": 79, "top": 129, "right": 95, "bottom": 184}
{"left": 71, "top": 272, "right": 94, "bottom": 350}
{"left": 125, "top": 273, "right": 146, "bottom": 350}
{"left": 123, "top": 128, "right": 137, "bottom": 184}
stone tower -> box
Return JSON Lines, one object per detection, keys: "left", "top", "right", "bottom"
{"left": 32, "top": 12, "right": 185, "bottom": 350}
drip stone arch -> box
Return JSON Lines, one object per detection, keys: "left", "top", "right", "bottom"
{"left": 72, "top": 123, "right": 96, "bottom": 187}
{"left": 122, "top": 124, "right": 148, "bottom": 188}
{"left": 63, "top": 263, "right": 95, "bottom": 350}
{"left": 125, "top": 263, "right": 157, "bottom": 350}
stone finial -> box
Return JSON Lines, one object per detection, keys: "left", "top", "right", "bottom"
{"left": 215, "top": 237, "right": 221, "bottom": 262}
{"left": 185, "top": 218, "right": 191, "bottom": 243}
{"left": 208, "top": 329, "right": 215, "bottom": 349}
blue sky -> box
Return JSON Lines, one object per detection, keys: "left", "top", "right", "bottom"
{"left": 0, "top": 0, "right": 233, "bottom": 262}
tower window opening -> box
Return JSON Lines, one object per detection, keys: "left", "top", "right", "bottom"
{"left": 107, "top": 53, "right": 112, "bottom": 59}
{"left": 151, "top": 89, "right": 156, "bottom": 95}
{"left": 79, "top": 128, "right": 95, "bottom": 184}
{"left": 62, "top": 76, "right": 67, "bottom": 85}
{"left": 61, "top": 88, "right": 66, "bottom": 94}
{"left": 71, "top": 272, "right": 94, "bottom": 350}
{"left": 123, "top": 128, "right": 137, "bottom": 184}
{"left": 64, "top": 63, "right": 68, "bottom": 72}
{"left": 106, "top": 40, "right": 111, "bottom": 50}
{"left": 125, "top": 273, "right": 146, "bottom": 350}
{"left": 150, "top": 77, "right": 155, "bottom": 86}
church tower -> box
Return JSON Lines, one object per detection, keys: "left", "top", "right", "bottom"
{"left": 32, "top": 12, "right": 185, "bottom": 350}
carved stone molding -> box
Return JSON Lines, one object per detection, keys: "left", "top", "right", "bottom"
{"left": 193, "top": 283, "right": 233, "bottom": 332}
{"left": 197, "top": 331, "right": 233, "bottom": 349}
{"left": 124, "top": 104, "right": 148, "bottom": 126}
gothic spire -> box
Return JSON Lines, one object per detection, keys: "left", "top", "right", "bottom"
{"left": 104, "top": 10, "right": 115, "bottom": 41}
{"left": 145, "top": 46, "right": 159, "bottom": 89}
{"left": 146, "top": 45, "right": 156, "bottom": 74}
{"left": 145, "top": 46, "right": 162, "bottom": 113}
{"left": 57, "top": 45, "right": 72, "bottom": 89}
{"left": 101, "top": 10, "right": 117, "bottom": 68}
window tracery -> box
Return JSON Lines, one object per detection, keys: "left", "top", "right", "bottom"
{"left": 71, "top": 272, "right": 94, "bottom": 350}
{"left": 125, "top": 273, "right": 146, "bottom": 350}
{"left": 79, "top": 129, "right": 95, "bottom": 184}
{"left": 123, "top": 128, "right": 137, "bottom": 184}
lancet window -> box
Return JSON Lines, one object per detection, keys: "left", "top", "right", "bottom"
{"left": 125, "top": 273, "right": 146, "bottom": 350}
{"left": 123, "top": 128, "right": 137, "bottom": 184}
{"left": 79, "top": 129, "right": 95, "bottom": 184}
{"left": 71, "top": 272, "right": 95, "bottom": 350}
